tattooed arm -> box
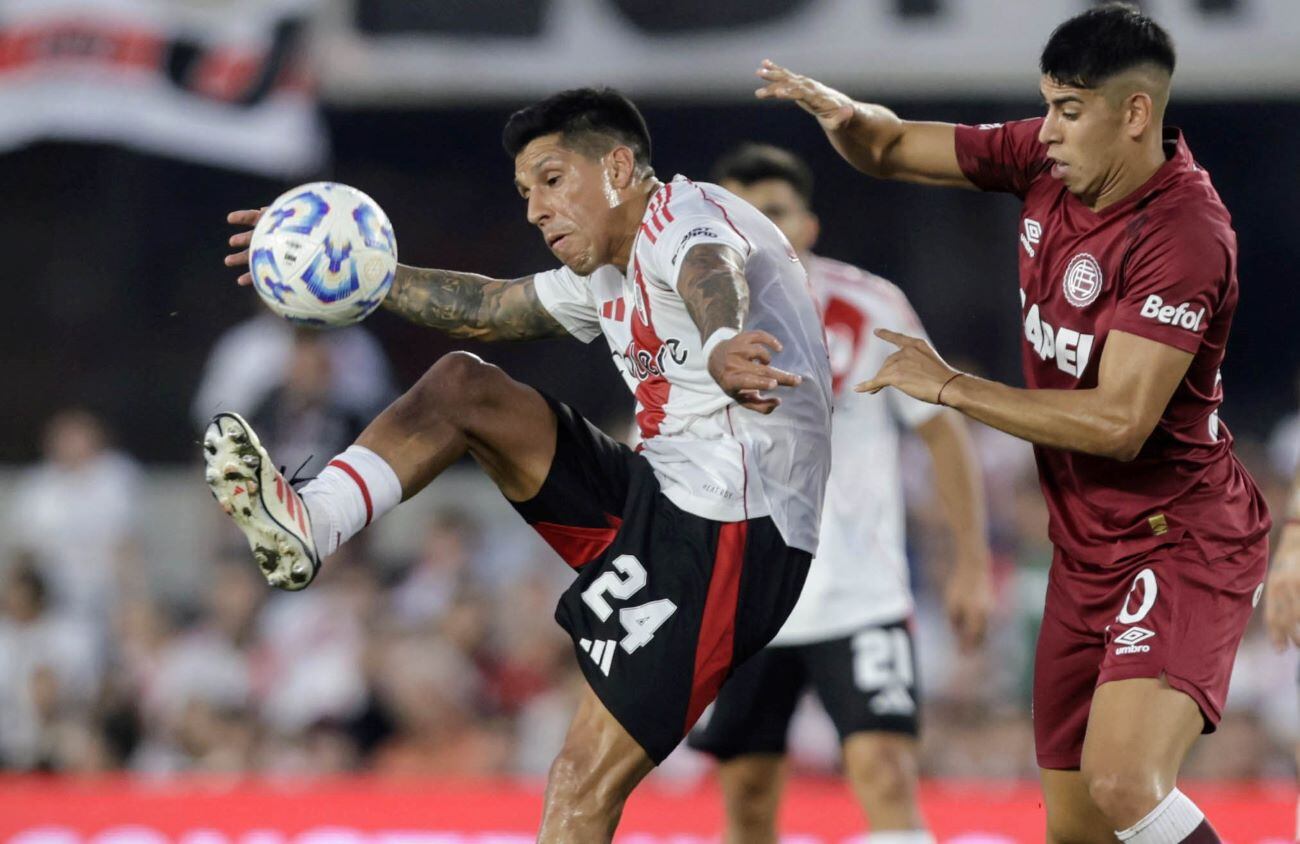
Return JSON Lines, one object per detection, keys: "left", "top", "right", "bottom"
{"left": 382, "top": 264, "right": 569, "bottom": 341}
{"left": 677, "top": 243, "right": 801, "bottom": 414}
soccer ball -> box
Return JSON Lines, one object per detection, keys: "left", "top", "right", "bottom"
{"left": 248, "top": 182, "right": 398, "bottom": 327}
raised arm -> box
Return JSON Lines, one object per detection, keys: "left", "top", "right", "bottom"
{"left": 676, "top": 242, "right": 802, "bottom": 415}
{"left": 225, "top": 208, "right": 566, "bottom": 342}
{"left": 755, "top": 60, "right": 972, "bottom": 189}
{"left": 383, "top": 265, "right": 567, "bottom": 341}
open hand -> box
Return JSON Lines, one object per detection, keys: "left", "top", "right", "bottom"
{"left": 708, "top": 329, "right": 803, "bottom": 414}
{"left": 224, "top": 207, "right": 266, "bottom": 286}
{"left": 754, "top": 59, "right": 856, "bottom": 132}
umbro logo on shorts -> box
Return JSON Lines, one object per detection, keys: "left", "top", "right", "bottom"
{"left": 580, "top": 637, "right": 618, "bottom": 676}
{"left": 1114, "top": 626, "right": 1155, "bottom": 655}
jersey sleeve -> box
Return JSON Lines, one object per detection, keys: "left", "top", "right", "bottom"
{"left": 645, "top": 200, "right": 752, "bottom": 293}
{"left": 1109, "top": 214, "right": 1230, "bottom": 354}
{"left": 953, "top": 117, "right": 1048, "bottom": 198}
{"left": 878, "top": 289, "right": 944, "bottom": 430}
{"left": 532, "top": 266, "right": 602, "bottom": 343}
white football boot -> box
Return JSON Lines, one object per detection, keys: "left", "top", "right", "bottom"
{"left": 203, "top": 412, "right": 320, "bottom": 590}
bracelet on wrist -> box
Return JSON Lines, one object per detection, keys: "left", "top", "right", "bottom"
{"left": 937, "top": 372, "right": 964, "bottom": 407}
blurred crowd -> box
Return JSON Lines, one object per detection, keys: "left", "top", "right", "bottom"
{"left": 0, "top": 320, "right": 1296, "bottom": 783}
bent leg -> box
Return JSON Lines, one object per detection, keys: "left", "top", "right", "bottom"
{"left": 842, "top": 732, "right": 927, "bottom": 834}
{"left": 716, "top": 754, "right": 785, "bottom": 844}
{"left": 1080, "top": 677, "right": 1204, "bottom": 831}
{"left": 1040, "top": 768, "right": 1119, "bottom": 844}
{"left": 538, "top": 683, "right": 655, "bottom": 843}
{"left": 356, "top": 350, "right": 556, "bottom": 501}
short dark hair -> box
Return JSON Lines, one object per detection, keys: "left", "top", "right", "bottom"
{"left": 1040, "top": 3, "right": 1176, "bottom": 89}
{"left": 710, "top": 143, "right": 814, "bottom": 205}
{"left": 502, "top": 87, "right": 652, "bottom": 173}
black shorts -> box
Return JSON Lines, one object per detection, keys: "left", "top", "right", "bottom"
{"left": 688, "top": 619, "right": 920, "bottom": 760}
{"left": 511, "top": 397, "right": 811, "bottom": 764}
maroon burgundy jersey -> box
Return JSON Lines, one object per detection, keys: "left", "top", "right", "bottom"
{"left": 954, "top": 118, "right": 1269, "bottom": 565}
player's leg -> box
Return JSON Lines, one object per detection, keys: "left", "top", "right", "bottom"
{"left": 353, "top": 350, "right": 555, "bottom": 502}
{"left": 1078, "top": 677, "right": 1206, "bottom": 837}
{"left": 842, "top": 733, "right": 928, "bottom": 837}
{"left": 537, "top": 683, "right": 655, "bottom": 843}
{"left": 805, "top": 622, "right": 930, "bottom": 841}
{"left": 1039, "top": 769, "right": 1118, "bottom": 844}
{"left": 1046, "top": 541, "right": 1266, "bottom": 843}
{"left": 688, "top": 646, "right": 805, "bottom": 844}
{"left": 716, "top": 755, "right": 787, "bottom": 844}
{"left": 205, "top": 351, "right": 557, "bottom": 587}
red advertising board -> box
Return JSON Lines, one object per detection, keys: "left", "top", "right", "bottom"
{"left": 0, "top": 777, "right": 1292, "bottom": 843}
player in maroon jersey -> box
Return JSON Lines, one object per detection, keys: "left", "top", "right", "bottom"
{"left": 760, "top": 5, "right": 1268, "bottom": 843}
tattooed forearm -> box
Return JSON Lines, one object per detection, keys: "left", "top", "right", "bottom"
{"left": 383, "top": 264, "right": 568, "bottom": 341}
{"left": 677, "top": 244, "right": 749, "bottom": 341}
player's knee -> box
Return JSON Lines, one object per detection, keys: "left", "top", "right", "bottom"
{"left": 408, "top": 352, "right": 500, "bottom": 420}
{"left": 721, "top": 765, "right": 780, "bottom": 833}
{"left": 847, "top": 735, "right": 919, "bottom": 807}
{"left": 1082, "top": 763, "right": 1161, "bottom": 827}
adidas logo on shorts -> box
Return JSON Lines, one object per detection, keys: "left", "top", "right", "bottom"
{"left": 1114, "top": 626, "right": 1155, "bottom": 655}
{"left": 580, "top": 638, "right": 618, "bottom": 676}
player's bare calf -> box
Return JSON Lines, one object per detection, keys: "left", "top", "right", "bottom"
{"left": 203, "top": 412, "right": 320, "bottom": 590}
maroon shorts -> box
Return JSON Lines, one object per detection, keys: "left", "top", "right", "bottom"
{"left": 1033, "top": 538, "right": 1268, "bottom": 770}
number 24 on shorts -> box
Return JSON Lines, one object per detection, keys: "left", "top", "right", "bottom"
{"left": 582, "top": 554, "right": 678, "bottom": 654}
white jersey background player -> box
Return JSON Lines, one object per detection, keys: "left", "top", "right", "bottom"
{"left": 689, "top": 144, "right": 994, "bottom": 844}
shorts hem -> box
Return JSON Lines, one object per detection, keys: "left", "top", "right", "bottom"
{"left": 1036, "top": 754, "right": 1082, "bottom": 771}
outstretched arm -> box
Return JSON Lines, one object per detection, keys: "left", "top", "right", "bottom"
{"left": 383, "top": 266, "right": 566, "bottom": 341}
{"left": 676, "top": 243, "right": 802, "bottom": 415}
{"left": 755, "top": 60, "right": 973, "bottom": 189}
{"left": 225, "top": 208, "right": 566, "bottom": 342}
{"left": 858, "top": 329, "right": 1192, "bottom": 462}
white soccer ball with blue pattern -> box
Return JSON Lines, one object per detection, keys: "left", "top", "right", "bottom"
{"left": 249, "top": 182, "right": 397, "bottom": 327}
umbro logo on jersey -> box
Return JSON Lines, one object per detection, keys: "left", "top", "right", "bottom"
{"left": 579, "top": 637, "right": 617, "bottom": 676}
{"left": 1020, "top": 218, "right": 1042, "bottom": 257}
{"left": 1139, "top": 294, "right": 1206, "bottom": 331}
{"left": 1114, "top": 626, "right": 1155, "bottom": 655}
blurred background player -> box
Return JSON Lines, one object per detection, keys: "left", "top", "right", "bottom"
{"left": 1263, "top": 441, "right": 1300, "bottom": 839}
{"left": 688, "top": 143, "right": 993, "bottom": 844}
{"left": 218, "top": 88, "right": 832, "bottom": 840}
{"left": 760, "top": 4, "right": 1270, "bottom": 843}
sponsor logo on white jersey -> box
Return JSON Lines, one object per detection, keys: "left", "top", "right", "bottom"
{"left": 1062, "top": 252, "right": 1104, "bottom": 307}
{"left": 1020, "top": 218, "right": 1042, "bottom": 257}
{"left": 1139, "top": 294, "right": 1206, "bottom": 331}
{"left": 1114, "top": 625, "right": 1156, "bottom": 655}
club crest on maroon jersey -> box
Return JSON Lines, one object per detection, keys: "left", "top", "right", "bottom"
{"left": 1062, "top": 253, "right": 1104, "bottom": 308}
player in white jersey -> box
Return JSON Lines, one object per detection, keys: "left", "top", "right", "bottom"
{"left": 216, "top": 90, "right": 831, "bottom": 840}
{"left": 689, "top": 144, "right": 992, "bottom": 844}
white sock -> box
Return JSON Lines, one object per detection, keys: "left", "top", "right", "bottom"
{"left": 860, "top": 832, "right": 935, "bottom": 844}
{"left": 1116, "top": 789, "right": 1205, "bottom": 843}
{"left": 299, "top": 445, "right": 402, "bottom": 556}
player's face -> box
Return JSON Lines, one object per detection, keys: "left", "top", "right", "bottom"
{"left": 1037, "top": 76, "right": 1129, "bottom": 200}
{"left": 720, "top": 178, "right": 818, "bottom": 254}
{"left": 514, "top": 134, "right": 623, "bottom": 275}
